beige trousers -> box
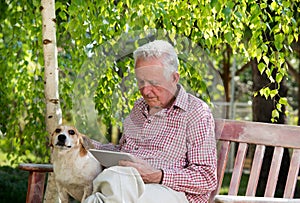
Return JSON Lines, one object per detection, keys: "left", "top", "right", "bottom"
{"left": 83, "top": 166, "right": 189, "bottom": 203}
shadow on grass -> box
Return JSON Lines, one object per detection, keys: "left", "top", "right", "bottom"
{"left": 220, "top": 172, "right": 300, "bottom": 198}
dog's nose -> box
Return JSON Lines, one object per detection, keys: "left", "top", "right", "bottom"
{"left": 58, "top": 134, "right": 66, "bottom": 142}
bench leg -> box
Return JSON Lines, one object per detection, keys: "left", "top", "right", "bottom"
{"left": 26, "top": 171, "right": 46, "bottom": 203}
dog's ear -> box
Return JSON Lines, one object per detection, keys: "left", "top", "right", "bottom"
{"left": 79, "top": 133, "right": 92, "bottom": 157}
{"left": 79, "top": 134, "right": 92, "bottom": 150}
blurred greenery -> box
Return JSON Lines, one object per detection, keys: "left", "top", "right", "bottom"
{"left": 0, "top": 166, "right": 27, "bottom": 203}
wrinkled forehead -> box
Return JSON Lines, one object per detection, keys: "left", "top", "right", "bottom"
{"left": 134, "top": 65, "right": 167, "bottom": 80}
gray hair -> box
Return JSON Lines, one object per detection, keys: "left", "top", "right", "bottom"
{"left": 133, "top": 40, "right": 179, "bottom": 78}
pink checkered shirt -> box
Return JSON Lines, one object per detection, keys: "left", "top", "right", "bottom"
{"left": 92, "top": 85, "right": 217, "bottom": 202}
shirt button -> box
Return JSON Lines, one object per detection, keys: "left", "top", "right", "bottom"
{"left": 148, "top": 120, "right": 151, "bottom": 123}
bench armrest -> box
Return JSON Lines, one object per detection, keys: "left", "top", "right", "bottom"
{"left": 19, "top": 163, "right": 53, "bottom": 203}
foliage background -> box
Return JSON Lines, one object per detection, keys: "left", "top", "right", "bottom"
{"left": 0, "top": 0, "right": 299, "bottom": 166}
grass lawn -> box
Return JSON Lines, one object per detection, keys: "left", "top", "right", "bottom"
{"left": 219, "top": 172, "right": 250, "bottom": 195}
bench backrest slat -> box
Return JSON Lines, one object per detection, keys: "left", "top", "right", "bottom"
{"left": 229, "top": 143, "right": 248, "bottom": 195}
{"left": 216, "top": 140, "right": 231, "bottom": 194}
{"left": 284, "top": 149, "right": 300, "bottom": 198}
{"left": 264, "top": 147, "right": 284, "bottom": 197}
{"left": 245, "top": 145, "right": 265, "bottom": 196}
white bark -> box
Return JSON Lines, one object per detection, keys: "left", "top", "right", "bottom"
{"left": 41, "top": 0, "right": 61, "bottom": 202}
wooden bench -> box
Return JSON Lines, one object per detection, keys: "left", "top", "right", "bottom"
{"left": 19, "top": 119, "right": 300, "bottom": 203}
{"left": 211, "top": 119, "right": 300, "bottom": 202}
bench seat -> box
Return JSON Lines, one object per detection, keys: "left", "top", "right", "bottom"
{"left": 214, "top": 195, "right": 300, "bottom": 203}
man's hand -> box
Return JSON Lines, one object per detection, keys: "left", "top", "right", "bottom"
{"left": 119, "top": 158, "right": 162, "bottom": 184}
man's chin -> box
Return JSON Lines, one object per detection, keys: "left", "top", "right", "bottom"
{"left": 148, "top": 103, "right": 163, "bottom": 109}
{"left": 147, "top": 101, "right": 160, "bottom": 107}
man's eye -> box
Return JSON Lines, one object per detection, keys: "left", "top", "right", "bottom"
{"left": 137, "top": 80, "right": 144, "bottom": 85}
{"left": 69, "top": 130, "right": 75, "bottom": 135}
{"left": 149, "top": 81, "right": 158, "bottom": 85}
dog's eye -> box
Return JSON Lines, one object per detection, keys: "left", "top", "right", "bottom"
{"left": 69, "top": 130, "right": 75, "bottom": 135}
{"left": 55, "top": 128, "right": 61, "bottom": 133}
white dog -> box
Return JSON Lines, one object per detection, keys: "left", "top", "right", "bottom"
{"left": 50, "top": 125, "right": 102, "bottom": 203}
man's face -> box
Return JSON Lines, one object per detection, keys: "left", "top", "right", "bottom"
{"left": 135, "top": 58, "right": 179, "bottom": 109}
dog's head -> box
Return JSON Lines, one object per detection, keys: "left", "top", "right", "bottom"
{"left": 50, "top": 125, "right": 92, "bottom": 156}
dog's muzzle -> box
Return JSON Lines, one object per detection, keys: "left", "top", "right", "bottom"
{"left": 56, "top": 134, "right": 70, "bottom": 147}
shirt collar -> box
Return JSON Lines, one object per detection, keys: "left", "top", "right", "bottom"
{"left": 170, "top": 84, "right": 188, "bottom": 112}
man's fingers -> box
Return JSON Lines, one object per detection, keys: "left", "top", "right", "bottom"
{"left": 119, "top": 160, "right": 134, "bottom": 166}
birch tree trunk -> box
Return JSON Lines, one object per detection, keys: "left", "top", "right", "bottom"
{"left": 41, "top": 0, "right": 62, "bottom": 202}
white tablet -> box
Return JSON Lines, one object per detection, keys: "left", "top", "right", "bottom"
{"left": 89, "top": 149, "right": 136, "bottom": 167}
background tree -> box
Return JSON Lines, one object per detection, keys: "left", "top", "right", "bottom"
{"left": 41, "top": 0, "right": 60, "bottom": 201}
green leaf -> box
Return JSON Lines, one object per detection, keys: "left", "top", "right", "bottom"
{"left": 288, "top": 34, "right": 294, "bottom": 44}
{"left": 279, "top": 97, "right": 288, "bottom": 105}
{"left": 274, "top": 33, "right": 284, "bottom": 51}
{"left": 272, "top": 109, "right": 279, "bottom": 118}
{"left": 261, "top": 44, "right": 268, "bottom": 52}
{"left": 270, "top": 1, "right": 278, "bottom": 11}
{"left": 276, "top": 103, "right": 282, "bottom": 112}
{"left": 276, "top": 72, "right": 284, "bottom": 83}
{"left": 258, "top": 62, "right": 266, "bottom": 74}
{"left": 224, "top": 31, "right": 233, "bottom": 43}
{"left": 222, "top": 6, "right": 231, "bottom": 16}
{"left": 259, "top": 87, "right": 270, "bottom": 99}
{"left": 265, "top": 68, "right": 271, "bottom": 78}
{"left": 255, "top": 48, "right": 263, "bottom": 61}
{"left": 260, "top": 3, "right": 267, "bottom": 9}
{"left": 262, "top": 56, "right": 269, "bottom": 66}
{"left": 271, "top": 118, "right": 277, "bottom": 123}
{"left": 270, "top": 89, "right": 278, "bottom": 98}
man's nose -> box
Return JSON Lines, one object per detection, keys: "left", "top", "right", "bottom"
{"left": 140, "top": 84, "right": 152, "bottom": 95}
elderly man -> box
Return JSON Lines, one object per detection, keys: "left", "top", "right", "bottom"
{"left": 87, "top": 40, "right": 217, "bottom": 203}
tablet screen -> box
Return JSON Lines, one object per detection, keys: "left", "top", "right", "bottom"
{"left": 89, "top": 149, "right": 135, "bottom": 167}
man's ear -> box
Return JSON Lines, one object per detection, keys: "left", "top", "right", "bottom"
{"left": 172, "top": 72, "right": 180, "bottom": 83}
